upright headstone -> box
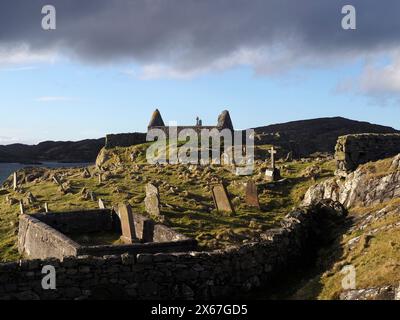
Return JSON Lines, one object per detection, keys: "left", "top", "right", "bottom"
{"left": 141, "top": 219, "right": 154, "bottom": 243}
{"left": 118, "top": 204, "right": 138, "bottom": 244}
{"left": 265, "top": 146, "right": 281, "bottom": 182}
{"left": 19, "top": 201, "right": 25, "bottom": 215}
{"left": 98, "top": 198, "right": 106, "bottom": 209}
{"left": 268, "top": 146, "right": 277, "bottom": 169}
{"left": 145, "top": 183, "right": 161, "bottom": 217}
{"left": 90, "top": 191, "right": 97, "bottom": 201}
{"left": 245, "top": 179, "right": 260, "bottom": 209}
{"left": 13, "top": 172, "right": 17, "bottom": 191}
{"left": 211, "top": 184, "right": 234, "bottom": 213}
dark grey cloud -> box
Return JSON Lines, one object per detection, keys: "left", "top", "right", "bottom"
{"left": 1, "top": 0, "right": 400, "bottom": 75}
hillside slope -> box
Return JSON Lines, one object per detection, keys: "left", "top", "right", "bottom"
{"left": 296, "top": 155, "right": 400, "bottom": 299}
{"left": 0, "top": 138, "right": 105, "bottom": 163}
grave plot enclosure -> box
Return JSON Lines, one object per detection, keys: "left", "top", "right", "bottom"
{"left": 18, "top": 209, "right": 197, "bottom": 260}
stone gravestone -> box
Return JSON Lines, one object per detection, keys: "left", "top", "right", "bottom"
{"left": 82, "top": 168, "right": 91, "bottom": 178}
{"left": 98, "top": 198, "right": 106, "bottom": 209}
{"left": 145, "top": 183, "right": 161, "bottom": 218}
{"left": 285, "top": 151, "right": 293, "bottom": 162}
{"left": 211, "top": 184, "right": 234, "bottom": 213}
{"left": 52, "top": 174, "right": 67, "bottom": 193}
{"left": 265, "top": 146, "right": 281, "bottom": 182}
{"left": 245, "top": 179, "right": 260, "bottom": 209}
{"left": 19, "top": 201, "right": 25, "bottom": 215}
{"left": 118, "top": 203, "right": 138, "bottom": 244}
{"left": 13, "top": 172, "right": 17, "bottom": 191}
{"left": 53, "top": 174, "right": 62, "bottom": 186}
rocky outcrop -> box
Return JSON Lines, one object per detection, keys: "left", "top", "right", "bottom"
{"left": 340, "top": 286, "right": 400, "bottom": 300}
{"left": 303, "top": 154, "right": 400, "bottom": 209}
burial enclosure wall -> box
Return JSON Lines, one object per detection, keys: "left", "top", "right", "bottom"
{"left": 3, "top": 201, "right": 345, "bottom": 300}
{"left": 18, "top": 209, "right": 196, "bottom": 260}
{"left": 335, "top": 133, "right": 400, "bottom": 176}
{"left": 105, "top": 132, "right": 147, "bottom": 149}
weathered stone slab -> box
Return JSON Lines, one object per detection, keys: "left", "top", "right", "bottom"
{"left": 145, "top": 183, "right": 161, "bottom": 217}
{"left": 13, "top": 172, "right": 17, "bottom": 191}
{"left": 118, "top": 204, "right": 138, "bottom": 244}
{"left": 98, "top": 198, "right": 106, "bottom": 209}
{"left": 265, "top": 168, "right": 281, "bottom": 182}
{"left": 82, "top": 168, "right": 91, "bottom": 178}
{"left": 245, "top": 180, "right": 260, "bottom": 209}
{"left": 211, "top": 184, "right": 234, "bottom": 213}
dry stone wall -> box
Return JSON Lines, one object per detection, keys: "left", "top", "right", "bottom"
{"left": 105, "top": 132, "right": 147, "bottom": 149}
{"left": 335, "top": 133, "right": 400, "bottom": 176}
{"left": 18, "top": 210, "right": 197, "bottom": 260}
{"left": 2, "top": 201, "right": 346, "bottom": 300}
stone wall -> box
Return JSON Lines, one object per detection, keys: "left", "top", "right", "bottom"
{"left": 33, "top": 210, "right": 116, "bottom": 234}
{"left": 18, "top": 214, "right": 80, "bottom": 261}
{"left": 335, "top": 133, "right": 400, "bottom": 176}
{"left": 3, "top": 201, "right": 346, "bottom": 300}
{"left": 105, "top": 132, "right": 147, "bottom": 149}
{"left": 18, "top": 210, "right": 197, "bottom": 260}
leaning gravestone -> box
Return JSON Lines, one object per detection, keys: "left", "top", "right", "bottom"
{"left": 285, "top": 151, "right": 293, "bottom": 162}
{"left": 98, "top": 198, "right": 106, "bottom": 209}
{"left": 118, "top": 203, "right": 138, "bottom": 244}
{"left": 145, "top": 183, "right": 161, "bottom": 217}
{"left": 82, "top": 168, "right": 91, "bottom": 178}
{"left": 19, "top": 201, "right": 25, "bottom": 215}
{"left": 52, "top": 174, "right": 62, "bottom": 186}
{"left": 211, "top": 184, "right": 234, "bottom": 213}
{"left": 245, "top": 179, "right": 260, "bottom": 209}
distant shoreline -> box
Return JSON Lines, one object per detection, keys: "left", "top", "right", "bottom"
{"left": 0, "top": 162, "right": 93, "bottom": 185}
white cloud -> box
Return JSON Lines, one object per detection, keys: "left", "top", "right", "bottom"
{"left": 336, "top": 52, "right": 400, "bottom": 104}
{"left": 0, "top": 136, "right": 19, "bottom": 144}
{"left": 0, "top": 44, "right": 57, "bottom": 67}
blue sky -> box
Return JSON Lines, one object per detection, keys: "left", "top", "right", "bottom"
{"left": 1, "top": 1, "right": 400, "bottom": 144}
{"left": 0, "top": 58, "right": 399, "bottom": 144}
